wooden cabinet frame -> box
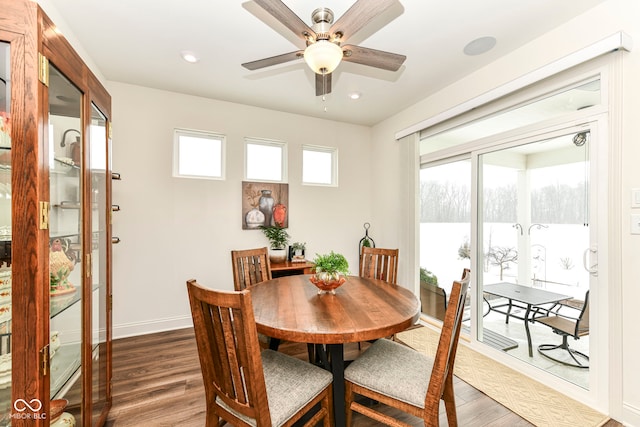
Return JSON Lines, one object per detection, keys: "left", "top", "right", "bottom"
{"left": 1, "top": 1, "right": 113, "bottom": 425}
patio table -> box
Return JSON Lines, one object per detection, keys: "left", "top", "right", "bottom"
{"left": 483, "top": 282, "right": 570, "bottom": 357}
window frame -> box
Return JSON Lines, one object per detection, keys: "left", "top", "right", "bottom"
{"left": 173, "top": 128, "right": 226, "bottom": 180}
{"left": 244, "top": 137, "right": 287, "bottom": 183}
{"left": 301, "top": 144, "right": 338, "bottom": 187}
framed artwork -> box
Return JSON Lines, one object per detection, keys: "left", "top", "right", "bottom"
{"left": 242, "top": 181, "right": 289, "bottom": 230}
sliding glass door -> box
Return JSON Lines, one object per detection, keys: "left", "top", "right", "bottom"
{"left": 419, "top": 159, "right": 471, "bottom": 321}
{"left": 477, "top": 128, "right": 594, "bottom": 389}
{"left": 418, "top": 68, "right": 612, "bottom": 409}
{"left": 420, "top": 124, "right": 600, "bottom": 393}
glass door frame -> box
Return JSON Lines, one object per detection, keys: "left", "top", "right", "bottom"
{"left": 417, "top": 53, "right": 622, "bottom": 418}
{"left": 419, "top": 116, "right": 610, "bottom": 409}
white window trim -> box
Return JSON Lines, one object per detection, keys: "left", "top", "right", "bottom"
{"left": 397, "top": 31, "right": 631, "bottom": 140}
{"left": 173, "top": 128, "right": 225, "bottom": 180}
{"left": 301, "top": 144, "right": 338, "bottom": 187}
{"left": 244, "top": 137, "right": 288, "bottom": 183}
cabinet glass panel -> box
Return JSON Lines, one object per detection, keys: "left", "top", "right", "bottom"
{"left": 48, "top": 65, "right": 83, "bottom": 412}
{"left": 0, "top": 40, "right": 11, "bottom": 427}
{"left": 90, "top": 103, "right": 108, "bottom": 423}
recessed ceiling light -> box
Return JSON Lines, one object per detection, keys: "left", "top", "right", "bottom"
{"left": 463, "top": 36, "right": 496, "bottom": 56}
{"left": 181, "top": 51, "right": 199, "bottom": 63}
{"left": 348, "top": 92, "right": 361, "bottom": 100}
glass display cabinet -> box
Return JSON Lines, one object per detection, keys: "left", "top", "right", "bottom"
{"left": 0, "top": 1, "right": 114, "bottom": 425}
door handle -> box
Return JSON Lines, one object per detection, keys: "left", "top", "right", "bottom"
{"left": 583, "top": 247, "right": 598, "bottom": 276}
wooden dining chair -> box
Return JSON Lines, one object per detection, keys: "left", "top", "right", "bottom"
{"left": 344, "top": 274, "right": 470, "bottom": 427}
{"left": 231, "top": 247, "right": 272, "bottom": 291}
{"left": 231, "top": 248, "right": 316, "bottom": 362}
{"left": 186, "top": 279, "right": 333, "bottom": 427}
{"left": 358, "top": 246, "right": 400, "bottom": 348}
{"left": 359, "top": 246, "right": 399, "bottom": 285}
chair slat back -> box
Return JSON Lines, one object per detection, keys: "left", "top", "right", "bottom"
{"left": 187, "top": 280, "right": 271, "bottom": 425}
{"left": 575, "top": 290, "right": 590, "bottom": 337}
{"left": 424, "top": 275, "right": 470, "bottom": 412}
{"left": 231, "top": 247, "right": 272, "bottom": 291}
{"left": 359, "top": 247, "right": 399, "bottom": 285}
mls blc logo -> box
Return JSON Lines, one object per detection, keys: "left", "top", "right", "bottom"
{"left": 12, "top": 398, "right": 46, "bottom": 420}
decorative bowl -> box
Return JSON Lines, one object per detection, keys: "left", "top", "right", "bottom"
{"left": 309, "top": 275, "right": 347, "bottom": 294}
{"left": 50, "top": 399, "right": 68, "bottom": 422}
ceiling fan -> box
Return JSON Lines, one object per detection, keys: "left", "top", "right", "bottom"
{"left": 242, "top": 0, "right": 406, "bottom": 96}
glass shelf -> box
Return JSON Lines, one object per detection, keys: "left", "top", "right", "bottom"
{"left": 50, "top": 343, "right": 82, "bottom": 398}
{"left": 50, "top": 288, "right": 81, "bottom": 318}
{"left": 53, "top": 157, "right": 80, "bottom": 170}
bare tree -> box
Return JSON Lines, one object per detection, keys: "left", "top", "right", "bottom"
{"left": 488, "top": 246, "right": 518, "bottom": 280}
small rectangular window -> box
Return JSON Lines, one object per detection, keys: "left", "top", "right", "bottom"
{"left": 302, "top": 145, "right": 337, "bottom": 186}
{"left": 173, "top": 128, "right": 225, "bottom": 180}
{"left": 245, "top": 138, "right": 287, "bottom": 182}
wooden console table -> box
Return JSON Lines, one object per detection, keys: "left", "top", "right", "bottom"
{"left": 270, "top": 260, "right": 315, "bottom": 277}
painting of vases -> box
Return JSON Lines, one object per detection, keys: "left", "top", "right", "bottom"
{"left": 242, "top": 181, "right": 289, "bottom": 229}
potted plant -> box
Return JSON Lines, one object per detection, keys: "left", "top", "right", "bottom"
{"left": 290, "top": 241, "right": 306, "bottom": 262}
{"left": 310, "top": 251, "right": 349, "bottom": 294}
{"left": 313, "top": 251, "right": 350, "bottom": 281}
{"left": 260, "top": 224, "right": 290, "bottom": 263}
{"left": 419, "top": 267, "right": 438, "bottom": 287}
{"left": 419, "top": 267, "right": 447, "bottom": 320}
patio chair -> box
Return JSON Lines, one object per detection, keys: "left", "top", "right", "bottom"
{"left": 186, "top": 280, "right": 333, "bottom": 427}
{"left": 344, "top": 275, "right": 470, "bottom": 426}
{"left": 536, "top": 290, "right": 589, "bottom": 368}
{"left": 461, "top": 268, "right": 490, "bottom": 321}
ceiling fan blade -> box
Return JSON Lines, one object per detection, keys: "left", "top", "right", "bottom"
{"left": 329, "top": 0, "right": 395, "bottom": 41}
{"left": 242, "top": 50, "right": 304, "bottom": 70}
{"left": 254, "top": 0, "right": 316, "bottom": 41}
{"left": 315, "top": 73, "right": 332, "bottom": 96}
{"left": 342, "top": 45, "right": 406, "bottom": 71}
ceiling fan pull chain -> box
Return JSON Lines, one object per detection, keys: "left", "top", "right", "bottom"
{"left": 322, "top": 72, "right": 327, "bottom": 104}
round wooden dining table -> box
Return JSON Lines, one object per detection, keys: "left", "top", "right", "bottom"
{"left": 250, "top": 274, "right": 420, "bottom": 427}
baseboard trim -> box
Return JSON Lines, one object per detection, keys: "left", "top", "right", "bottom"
{"left": 113, "top": 315, "right": 193, "bottom": 340}
{"left": 622, "top": 402, "right": 640, "bottom": 426}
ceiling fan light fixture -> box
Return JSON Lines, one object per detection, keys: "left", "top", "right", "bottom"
{"left": 303, "top": 40, "right": 343, "bottom": 74}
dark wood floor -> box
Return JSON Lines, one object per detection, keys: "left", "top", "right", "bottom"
{"left": 103, "top": 327, "right": 617, "bottom": 426}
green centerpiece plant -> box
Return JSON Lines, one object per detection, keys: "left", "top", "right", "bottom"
{"left": 313, "top": 251, "right": 350, "bottom": 282}
{"left": 311, "top": 251, "right": 350, "bottom": 294}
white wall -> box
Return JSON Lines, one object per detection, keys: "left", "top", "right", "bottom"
{"left": 108, "top": 82, "right": 372, "bottom": 337}
{"left": 370, "top": 0, "right": 640, "bottom": 424}
{"left": 34, "top": 0, "right": 640, "bottom": 423}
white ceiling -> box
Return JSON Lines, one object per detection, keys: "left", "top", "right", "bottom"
{"left": 45, "top": 0, "right": 608, "bottom": 126}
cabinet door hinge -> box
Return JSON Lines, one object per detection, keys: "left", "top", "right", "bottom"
{"left": 108, "top": 122, "right": 113, "bottom": 140}
{"left": 109, "top": 294, "right": 113, "bottom": 311}
{"left": 86, "top": 253, "right": 91, "bottom": 277}
{"left": 40, "top": 344, "right": 50, "bottom": 376}
{"left": 38, "top": 53, "right": 49, "bottom": 86}
{"left": 39, "top": 201, "right": 49, "bottom": 229}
